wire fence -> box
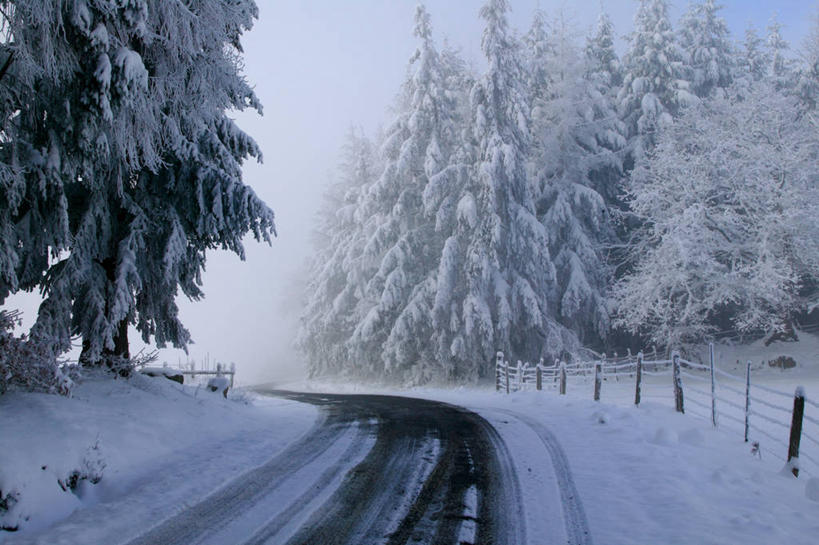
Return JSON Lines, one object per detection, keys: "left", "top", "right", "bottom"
{"left": 495, "top": 346, "right": 818, "bottom": 477}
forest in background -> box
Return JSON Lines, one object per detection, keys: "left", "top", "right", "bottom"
{"left": 299, "top": 0, "right": 819, "bottom": 384}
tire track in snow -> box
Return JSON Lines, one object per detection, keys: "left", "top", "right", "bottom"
{"left": 271, "top": 393, "right": 526, "bottom": 545}
{"left": 124, "top": 413, "right": 367, "bottom": 545}
{"left": 495, "top": 409, "right": 593, "bottom": 545}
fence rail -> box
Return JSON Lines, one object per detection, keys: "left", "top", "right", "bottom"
{"left": 495, "top": 345, "right": 817, "bottom": 478}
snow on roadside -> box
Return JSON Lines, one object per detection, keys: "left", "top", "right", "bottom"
{"left": 0, "top": 371, "right": 317, "bottom": 544}
{"left": 280, "top": 372, "right": 819, "bottom": 544}
{"left": 424, "top": 388, "right": 819, "bottom": 545}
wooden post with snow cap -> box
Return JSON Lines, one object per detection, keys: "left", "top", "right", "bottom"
{"left": 672, "top": 351, "right": 684, "bottom": 414}
{"left": 505, "top": 358, "right": 511, "bottom": 395}
{"left": 496, "top": 352, "right": 503, "bottom": 392}
{"left": 594, "top": 361, "right": 602, "bottom": 401}
{"left": 744, "top": 361, "right": 751, "bottom": 442}
{"left": 635, "top": 352, "right": 643, "bottom": 406}
{"left": 559, "top": 360, "right": 567, "bottom": 395}
{"left": 230, "top": 362, "right": 236, "bottom": 389}
{"left": 536, "top": 358, "right": 543, "bottom": 391}
{"left": 709, "top": 343, "right": 717, "bottom": 428}
{"left": 787, "top": 386, "right": 806, "bottom": 477}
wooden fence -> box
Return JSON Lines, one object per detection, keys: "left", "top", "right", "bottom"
{"left": 140, "top": 362, "right": 236, "bottom": 389}
{"left": 495, "top": 346, "right": 819, "bottom": 478}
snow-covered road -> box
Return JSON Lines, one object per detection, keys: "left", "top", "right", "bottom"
{"left": 120, "top": 391, "right": 579, "bottom": 545}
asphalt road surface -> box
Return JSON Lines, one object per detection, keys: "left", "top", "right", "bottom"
{"left": 125, "top": 391, "right": 591, "bottom": 545}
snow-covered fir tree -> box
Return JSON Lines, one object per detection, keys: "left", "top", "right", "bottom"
{"left": 451, "top": 0, "right": 572, "bottom": 375}
{"left": 766, "top": 13, "right": 795, "bottom": 90}
{"left": 796, "top": 15, "right": 819, "bottom": 111}
{"left": 523, "top": 8, "right": 555, "bottom": 121}
{"left": 611, "top": 81, "right": 819, "bottom": 347}
{"left": 312, "top": 5, "right": 465, "bottom": 382}
{"left": 300, "top": 128, "right": 378, "bottom": 377}
{"left": 582, "top": 12, "right": 627, "bottom": 204}
{"left": 618, "top": 0, "right": 696, "bottom": 162}
{"left": 736, "top": 23, "right": 769, "bottom": 84}
{"left": 527, "top": 13, "right": 624, "bottom": 348}
{"left": 2, "top": 1, "right": 274, "bottom": 367}
{"left": 678, "top": 0, "right": 734, "bottom": 98}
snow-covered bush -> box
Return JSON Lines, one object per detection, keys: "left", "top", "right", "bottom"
{"left": 58, "top": 439, "right": 106, "bottom": 495}
{"left": 0, "top": 310, "right": 75, "bottom": 396}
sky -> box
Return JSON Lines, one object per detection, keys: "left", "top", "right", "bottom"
{"left": 6, "top": 1, "right": 817, "bottom": 385}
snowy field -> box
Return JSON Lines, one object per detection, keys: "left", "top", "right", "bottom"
{"left": 0, "top": 373, "right": 317, "bottom": 543}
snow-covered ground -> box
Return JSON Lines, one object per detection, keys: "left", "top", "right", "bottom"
{"left": 278, "top": 375, "right": 819, "bottom": 544}
{"left": 286, "top": 332, "right": 819, "bottom": 545}
{"left": 0, "top": 371, "right": 317, "bottom": 543}
{"left": 4, "top": 334, "right": 819, "bottom": 545}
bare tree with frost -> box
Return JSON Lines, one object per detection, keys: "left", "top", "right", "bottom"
{"left": 611, "top": 81, "right": 819, "bottom": 347}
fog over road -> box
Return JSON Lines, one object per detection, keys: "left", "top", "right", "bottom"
{"left": 126, "top": 392, "right": 591, "bottom": 545}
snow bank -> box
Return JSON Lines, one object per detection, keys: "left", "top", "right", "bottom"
{"left": 421, "top": 388, "right": 819, "bottom": 545}
{"left": 0, "top": 371, "right": 316, "bottom": 542}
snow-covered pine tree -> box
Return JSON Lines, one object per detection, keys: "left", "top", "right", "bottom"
{"left": 451, "top": 0, "right": 571, "bottom": 376}
{"left": 341, "top": 5, "right": 463, "bottom": 382}
{"left": 796, "top": 15, "right": 819, "bottom": 111}
{"left": 523, "top": 8, "right": 555, "bottom": 121}
{"left": 0, "top": 2, "right": 77, "bottom": 308}
{"left": 5, "top": 1, "right": 273, "bottom": 367}
{"left": 736, "top": 23, "right": 769, "bottom": 85}
{"left": 582, "top": 12, "right": 627, "bottom": 204}
{"left": 527, "top": 11, "right": 622, "bottom": 349}
{"left": 618, "top": 0, "right": 696, "bottom": 162}
{"left": 611, "top": 81, "right": 819, "bottom": 347}
{"left": 678, "top": 0, "right": 734, "bottom": 98}
{"left": 766, "top": 13, "right": 796, "bottom": 90}
{"left": 300, "top": 128, "right": 378, "bottom": 377}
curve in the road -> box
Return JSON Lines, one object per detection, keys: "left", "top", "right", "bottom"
{"left": 270, "top": 392, "right": 527, "bottom": 545}
{"left": 123, "top": 392, "right": 531, "bottom": 545}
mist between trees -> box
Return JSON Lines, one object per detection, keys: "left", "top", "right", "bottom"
{"left": 298, "top": 0, "right": 819, "bottom": 385}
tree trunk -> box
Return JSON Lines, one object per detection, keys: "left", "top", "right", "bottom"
{"left": 79, "top": 257, "right": 130, "bottom": 375}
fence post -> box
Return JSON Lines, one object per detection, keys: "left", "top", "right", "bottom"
{"left": 536, "top": 365, "right": 542, "bottom": 391}
{"left": 496, "top": 352, "right": 503, "bottom": 392}
{"left": 635, "top": 351, "right": 643, "bottom": 406}
{"left": 559, "top": 360, "right": 567, "bottom": 395}
{"left": 506, "top": 359, "right": 511, "bottom": 395}
{"left": 709, "top": 343, "right": 717, "bottom": 427}
{"left": 744, "top": 361, "right": 751, "bottom": 442}
{"left": 787, "top": 386, "right": 805, "bottom": 477}
{"left": 594, "top": 361, "right": 602, "bottom": 401}
{"left": 672, "top": 352, "right": 684, "bottom": 413}
{"left": 230, "top": 362, "right": 236, "bottom": 389}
